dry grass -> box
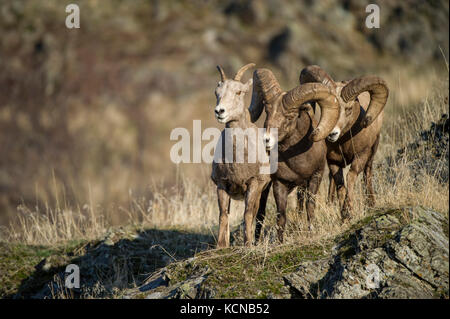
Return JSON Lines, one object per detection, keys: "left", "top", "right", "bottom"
{"left": 2, "top": 75, "right": 448, "bottom": 249}
{"left": 1, "top": 0, "right": 448, "bottom": 229}
{"left": 0, "top": 1, "right": 448, "bottom": 299}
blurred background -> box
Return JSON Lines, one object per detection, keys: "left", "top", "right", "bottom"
{"left": 0, "top": 0, "right": 448, "bottom": 227}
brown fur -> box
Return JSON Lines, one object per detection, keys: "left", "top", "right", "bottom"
{"left": 326, "top": 90, "right": 383, "bottom": 220}
{"left": 250, "top": 69, "right": 340, "bottom": 243}
{"left": 299, "top": 65, "right": 389, "bottom": 221}
{"left": 264, "top": 100, "right": 329, "bottom": 242}
{"left": 211, "top": 64, "right": 271, "bottom": 247}
{"left": 211, "top": 112, "right": 272, "bottom": 247}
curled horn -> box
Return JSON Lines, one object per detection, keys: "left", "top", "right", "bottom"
{"left": 216, "top": 65, "right": 227, "bottom": 82}
{"left": 340, "top": 76, "right": 389, "bottom": 128}
{"left": 299, "top": 65, "right": 337, "bottom": 91}
{"left": 248, "top": 68, "right": 283, "bottom": 122}
{"left": 283, "top": 83, "right": 340, "bottom": 141}
{"left": 234, "top": 63, "right": 256, "bottom": 82}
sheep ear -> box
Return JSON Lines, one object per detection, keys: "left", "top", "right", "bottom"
{"left": 244, "top": 78, "right": 253, "bottom": 91}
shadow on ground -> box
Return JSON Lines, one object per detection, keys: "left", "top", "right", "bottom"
{"left": 5, "top": 228, "right": 215, "bottom": 299}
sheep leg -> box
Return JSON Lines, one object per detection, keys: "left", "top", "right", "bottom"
{"left": 329, "top": 164, "right": 346, "bottom": 210}
{"left": 273, "top": 180, "right": 289, "bottom": 243}
{"left": 341, "top": 170, "right": 356, "bottom": 221}
{"left": 342, "top": 151, "right": 371, "bottom": 221}
{"left": 327, "top": 169, "right": 336, "bottom": 204}
{"left": 296, "top": 182, "right": 307, "bottom": 214}
{"left": 305, "top": 171, "right": 323, "bottom": 231}
{"left": 217, "top": 187, "right": 231, "bottom": 248}
{"left": 255, "top": 181, "right": 272, "bottom": 243}
{"left": 244, "top": 179, "right": 263, "bottom": 247}
{"left": 363, "top": 135, "right": 380, "bottom": 207}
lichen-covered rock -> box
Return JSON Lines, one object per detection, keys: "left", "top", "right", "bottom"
{"left": 9, "top": 207, "right": 447, "bottom": 299}
{"left": 123, "top": 264, "right": 212, "bottom": 299}
{"left": 9, "top": 227, "right": 213, "bottom": 299}
{"left": 284, "top": 207, "right": 449, "bottom": 299}
{"left": 123, "top": 207, "right": 448, "bottom": 299}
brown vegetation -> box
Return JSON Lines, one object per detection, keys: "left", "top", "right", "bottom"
{"left": 0, "top": 0, "right": 448, "bottom": 247}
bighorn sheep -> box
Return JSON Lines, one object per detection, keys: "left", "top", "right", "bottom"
{"left": 248, "top": 68, "right": 340, "bottom": 242}
{"left": 211, "top": 63, "right": 272, "bottom": 247}
{"left": 299, "top": 65, "right": 389, "bottom": 221}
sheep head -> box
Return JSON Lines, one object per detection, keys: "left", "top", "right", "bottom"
{"left": 214, "top": 63, "right": 255, "bottom": 124}
{"left": 249, "top": 69, "right": 340, "bottom": 150}
{"left": 299, "top": 65, "right": 389, "bottom": 142}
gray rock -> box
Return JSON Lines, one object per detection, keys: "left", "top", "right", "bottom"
{"left": 124, "top": 264, "right": 212, "bottom": 299}
{"left": 146, "top": 291, "right": 164, "bottom": 299}
{"left": 138, "top": 274, "right": 209, "bottom": 299}
{"left": 283, "top": 207, "right": 449, "bottom": 299}
{"left": 138, "top": 270, "right": 169, "bottom": 292}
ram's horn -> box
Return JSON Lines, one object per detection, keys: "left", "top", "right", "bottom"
{"left": 283, "top": 83, "right": 340, "bottom": 141}
{"left": 299, "top": 65, "right": 337, "bottom": 91}
{"left": 248, "top": 68, "right": 283, "bottom": 122}
{"left": 341, "top": 76, "right": 389, "bottom": 128}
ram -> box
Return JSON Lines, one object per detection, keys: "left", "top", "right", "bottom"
{"left": 211, "top": 63, "right": 272, "bottom": 247}
{"left": 248, "top": 68, "right": 340, "bottom": 242}
{"left": 299, "top": 65, "right": 389, "bottom": 221}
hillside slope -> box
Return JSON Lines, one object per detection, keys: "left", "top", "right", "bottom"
{"left": 1, "top": 0, "right": 448, "bottom": 225}
{"left": 2, "top": 206, "right": 448, "bottom": 299}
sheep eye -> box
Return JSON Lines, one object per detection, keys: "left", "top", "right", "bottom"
{"left": 236, "top": 91, "right": 242, "bottom": 96}
{"left": 345, "top": 107, "right": 352, "bottom": 115}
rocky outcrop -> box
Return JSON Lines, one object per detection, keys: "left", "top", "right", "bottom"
{"left": 123, "top": 266, "right": 213, "bottom": 299}
{"left": 284, "top": 207, "right": 449, "bottom": 299}
{"left": 125, "top": 207, "right": 448, "bottom": 299}
{"left": 7, "top": 227, "right": 213, "bottom": 299}
{"left": 5, "top": 206, "right": 448, "bottom": 299}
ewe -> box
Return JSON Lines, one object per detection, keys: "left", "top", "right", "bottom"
{"left": 211, "top": 63, "right": 272, "bottom": 247}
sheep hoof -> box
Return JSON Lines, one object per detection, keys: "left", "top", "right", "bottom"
{"left": 217, "top": 241, "right": 229, "bottom": 248}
